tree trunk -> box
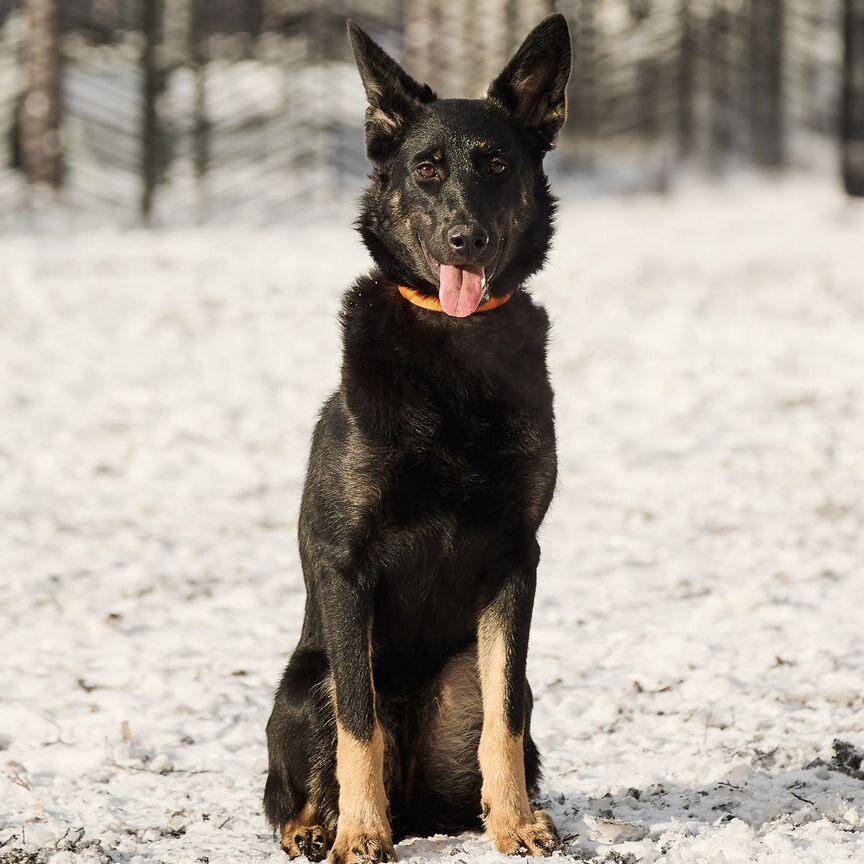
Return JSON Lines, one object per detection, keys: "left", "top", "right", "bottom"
{"left": 842, "top": 0, "right": 864, "bottom": 196}
{"left": 140, "top": 0, "right": 160, "bottom": 220}
{"left": 572, "top": 0, "right": 598, "bottom": 167}
{"left": 190, "top": 0, "right": 209, "bottom": 190}
{"left": 23, "top": 0, "right": 63, "bottom": 188}
{"left": 707, "top": 4, "right": 733, "bottom": 174}
{"left": 404, "top": 0, "right": 439, "bottom": 90}
{"left": 750, "top": 0, "right": 785, "bottom": 169}
{"left": 677, "top": 0, "right": 695, "bottom": 160}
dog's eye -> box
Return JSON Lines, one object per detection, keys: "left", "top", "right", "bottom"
{"left": 416, "top": 163, "right": 437, "bottom": 180}
{"left": 489, "top": 157, "right": 509, "bottom": 175}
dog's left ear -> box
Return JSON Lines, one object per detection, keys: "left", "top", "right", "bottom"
{"left": 348, "top": 19, "right": 436, "bottom": 163}
{"left": 487, "top": 14, "right": 571, "bottom": 151}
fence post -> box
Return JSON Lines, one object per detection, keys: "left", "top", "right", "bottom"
{"left": 843, "top": 0, "right": 864, "bottom": 195}
{"left": 23, "top": 0, "right": 63, "bottom": 188}
{"left": 141, "top": 0, "right": 161, "bottom": 221}
{"left": 750, "top": 0, "right": 785, "bottom": 169}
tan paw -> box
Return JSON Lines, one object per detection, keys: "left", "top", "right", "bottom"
{"left": 487, "top": 809, "right": 560, "bottom": 857}
{"left": 329, "top": 830, "right": 396, "bottom": 864}
{"left": 281, "top": 823, "right": 333, "bottom": 861}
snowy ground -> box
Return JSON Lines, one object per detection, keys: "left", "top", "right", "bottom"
{"left": 2, "top": 177, "right": 864, "bottom": 864}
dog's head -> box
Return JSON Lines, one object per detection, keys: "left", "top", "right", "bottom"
{"left": 349, "top": 15, "right": 571, "bottom": 317}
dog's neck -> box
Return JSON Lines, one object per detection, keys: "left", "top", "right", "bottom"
{"left": 398, "top": 285, "right": 513, "bottom": 315}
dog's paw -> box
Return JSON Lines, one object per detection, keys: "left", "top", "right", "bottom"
{"left": 281, "top": 824, "right": 332, "bottom": 861}
{"left": 486, "top": 808, "right": 560, "bottom": 857}
{"left": 329, "top": 830, "right": 396, "bottom": 864}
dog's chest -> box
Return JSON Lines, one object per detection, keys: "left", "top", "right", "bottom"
{"left": 386, "top": 389, "right": 552, "bottom": 520}
{"left": 350, "top": 316, "right": 557, "bottom": 539}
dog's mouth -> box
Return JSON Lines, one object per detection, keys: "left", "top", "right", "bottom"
{"left": 418, "top": 237, "right": 504, "bottom": 319}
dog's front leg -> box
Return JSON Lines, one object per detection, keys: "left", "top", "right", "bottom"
{"left": 477, "top": 547, "right": 559, "bottom": 857}
{"left": 322, "top": 579, "right": 394, "bottom": 864}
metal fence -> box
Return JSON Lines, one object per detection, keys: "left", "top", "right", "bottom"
{"left": 0, "top": 1, "right": 851, "bottom": 225}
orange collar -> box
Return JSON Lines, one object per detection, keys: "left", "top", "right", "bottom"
{"left": 398, "top": 284, "right": 512, "bottom": 314}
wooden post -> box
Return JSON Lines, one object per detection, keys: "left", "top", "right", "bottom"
{"left": 23, "top": 0, "right": 63, "bottom": 188}
{"left": 842, "top": 0, "right": 864, "bottom": 196}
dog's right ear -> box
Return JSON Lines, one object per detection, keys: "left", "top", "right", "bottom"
{"left": 347, "top": 19, "right": 436, "bottom": 163}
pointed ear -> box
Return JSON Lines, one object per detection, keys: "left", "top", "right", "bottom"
{"left": 487, "top": 14, "right": 571, "bottom": 151}
{"left": 347, "top": 19, "right": 436, "bottom": 163}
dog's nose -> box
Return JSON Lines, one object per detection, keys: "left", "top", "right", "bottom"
{"left": 448, "top": 224, "right": 489, "bottom": 253}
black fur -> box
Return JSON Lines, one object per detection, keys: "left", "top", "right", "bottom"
{"left": 265, "top": 13, "right": 571, "bottom": 854}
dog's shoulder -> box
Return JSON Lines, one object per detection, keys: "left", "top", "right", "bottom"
{"left": 338, "top": 272, "right": 406, "bottom": 339}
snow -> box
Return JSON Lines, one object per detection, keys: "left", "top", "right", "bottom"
{"left": 2, "top": 176, "right": 864, "bottom": 864}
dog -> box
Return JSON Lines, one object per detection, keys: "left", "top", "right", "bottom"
{"left": 264, "top": 14, "right": 571, "bottom": 863}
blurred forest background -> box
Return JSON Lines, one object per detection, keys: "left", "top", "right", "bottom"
{"left": 1, "top": 0, "right": 863, "bottom": 226}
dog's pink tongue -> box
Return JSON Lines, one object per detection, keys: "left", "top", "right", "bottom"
{"left": 438, "top": 264, "right": 486, "bottom": 318}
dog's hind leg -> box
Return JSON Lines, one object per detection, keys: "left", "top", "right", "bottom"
{"left": 265, "top": 648, "right": 337, "bottom": 860}
{"left": 404, "top": 650, "right": 483, "bottom": 835}
{"left": 406, "top": 650, "right": 542, "bottom": 838}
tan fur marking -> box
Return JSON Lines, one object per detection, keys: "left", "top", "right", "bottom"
{"left": 367, "top": 106, "right": 399, "bottom": 134}
{"left": 477, "top": 615, "right": 558, "bottom": 856}
{"left": 335, "top": 720, "right": 389, "bottom": 831}
{"left": 525, "top": 443, "right": 556, "bottom": 527}
{"left": 332, "top": 719, "right": 395, "bottom": 863}
{"left": 341, "top": 425, "right": 387, "bottom": 527}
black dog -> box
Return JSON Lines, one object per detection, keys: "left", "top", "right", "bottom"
{"left": 265, "top": 14, "right": 571, "bottom": 863}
